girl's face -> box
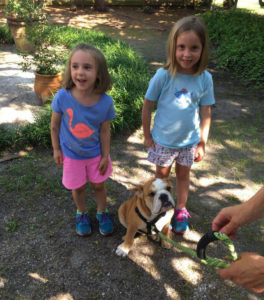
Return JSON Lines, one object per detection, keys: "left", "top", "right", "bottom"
{"left": 175, "top": 30, "right": 203, "bottom": 74}
{"left": 70, "top": 50, "right": 97, "bottom": 92}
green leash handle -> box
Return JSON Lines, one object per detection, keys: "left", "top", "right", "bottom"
{"left": 196, "top": 231, "right": 238, "bottom": 268}
{"left": 156, "top": 229, "right": 238, "bottom": 269}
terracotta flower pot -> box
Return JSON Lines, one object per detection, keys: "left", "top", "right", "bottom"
{"left": 7, "top": 16, "right": 35, "bottom": 53}
{"left": 34, "top": 71, "right": 63, "bottom": 105}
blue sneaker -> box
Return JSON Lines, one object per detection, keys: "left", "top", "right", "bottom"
{"left": 172, "top": 208, "right": 191, "bottom": 234}
{"left": 96, "top": 209, "right": 113, "bottom": 236}
{"left": 76, "top": 212, "right": 92, "bottom": 237}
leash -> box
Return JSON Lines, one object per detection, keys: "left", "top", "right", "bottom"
{"left": 155, "top": 228, "right": 238, "bottom": 268}
{"left": 135, "top": 206, "right": 238, "bottom": 268}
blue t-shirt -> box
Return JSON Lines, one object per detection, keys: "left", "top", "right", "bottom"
{"left": 145, "top": 68, "right": 215, "bottom": 149}
{"left": 51, "top": 89, "right": 115, "bottom": 159}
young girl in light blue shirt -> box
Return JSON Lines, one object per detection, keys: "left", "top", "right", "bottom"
{"left": 142, "top": 16, "right": 215, "bottom": 234}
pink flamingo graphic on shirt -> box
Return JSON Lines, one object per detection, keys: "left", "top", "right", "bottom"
{"left": 66, "top": 108, "right": 95, "bottom": 139}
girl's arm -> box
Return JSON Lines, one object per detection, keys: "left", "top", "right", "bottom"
{"left": 195, "top": 105, "right": 211, "bottom": 162}
{"left": 50, "top": 111, "right": 63, "bottom": 165}
{"left": 99, "top": 120, "right": 111, "bottom": 175}
{"left": 142, "top": 99, "right": 155, "bottom": 149}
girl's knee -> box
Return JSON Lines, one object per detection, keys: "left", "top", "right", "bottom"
{"left": 73, "top": 184, "right": 87, "bottom": 194}
{"left": 175, "top": 164, "right": 190, "bottom": 180}
{"left": 91, "top": 182, "right": 105, "bottom": 192}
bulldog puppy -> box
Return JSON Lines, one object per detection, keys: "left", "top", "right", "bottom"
{"left": 116, "top": 177, "right": 175, "bottom": 257}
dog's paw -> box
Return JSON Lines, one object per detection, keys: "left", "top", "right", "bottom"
{"left": 116, "top": 244, "right": 130, "bottom": 257}
{"left": 161, "top": 239, "right": 172, "bottom": 249}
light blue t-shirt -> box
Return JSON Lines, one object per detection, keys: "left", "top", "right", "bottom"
{"left": 145, "top": 68, "right": 215, "bottom": 149}
{"left": 51, "top": 89, "right": 115, "bottom": 159}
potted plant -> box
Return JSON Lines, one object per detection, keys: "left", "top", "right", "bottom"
{"left": 20, "top": 43, "right": 66, "bottom": 104}
{"left": 4, "top": 0, "right": 46, "bottom": 52}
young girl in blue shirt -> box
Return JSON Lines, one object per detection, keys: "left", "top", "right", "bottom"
{"left": 142, "top": 16, "right": 215, "bottom": 234}
{"left": 51, "top": 43, "right": 115, "bottom": 237}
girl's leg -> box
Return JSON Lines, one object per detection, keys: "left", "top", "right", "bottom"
{"left": 72, "top": 184, "right": 92, "bottom": 237}
{"left": 72, "top": 183, "right": 87, "bottom": 212}
{"left": 91, "top": 181, "right": 113, "bottom": 236}
{"left": 155, "top": 165, "right": 172, "bottom": 178}
{"left": 90, "top": 182, "right": 107, "bottom": 212}
{"left": 175, "top": 162, "right": 191, "bottom": 209}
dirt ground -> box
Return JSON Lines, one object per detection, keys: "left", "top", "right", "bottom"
{"left": 0, "top": 5, "right": 264, "bottom": 300}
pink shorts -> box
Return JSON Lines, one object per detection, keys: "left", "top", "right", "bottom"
{"left": 62, "top": 154, "right": 112, "bottom": 190}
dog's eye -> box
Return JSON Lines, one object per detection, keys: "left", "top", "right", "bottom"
{"left": 166, "top": 186, "right": 171, "bottom": 192}
{"left": 149, "top": 192, "right": 155, "bottom": 197}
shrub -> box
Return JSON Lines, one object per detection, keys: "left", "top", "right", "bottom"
{"left": 0, "top": 25, "right": 14, "bottom": 44}
{"left": 201, "top": 10, "right": 264, "bottom": 88}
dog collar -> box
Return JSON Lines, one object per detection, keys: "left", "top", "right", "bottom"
{"left": 135, "top": 207, "right": 166, "bottom": 235}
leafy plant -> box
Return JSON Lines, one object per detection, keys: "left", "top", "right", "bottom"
{"left": 4, "top": 0, "right": 46, "bottom": 23}
{"left": 20, "top": 43, "right": 65, "bottom": 75}
{"left": 0, "top": 25, "right": 14, "bottom": 44}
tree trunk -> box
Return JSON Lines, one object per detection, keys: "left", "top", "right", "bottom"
{"left": 223, "top": 0, "right": 238, "bottom": 9}
{"left": 95, "top": 0, "right": 107, "bottom": 12}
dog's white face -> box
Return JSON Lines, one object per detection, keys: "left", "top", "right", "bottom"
{"left": 145, "top": 178, "right": 175, "bottom": 217}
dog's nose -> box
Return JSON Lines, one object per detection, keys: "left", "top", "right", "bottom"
{"left": 160, "top": 193, "right": 170, "bottom": 206}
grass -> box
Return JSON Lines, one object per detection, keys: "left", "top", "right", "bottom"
{"left": 208, "top": 112, "right": 264, "bottom": 183}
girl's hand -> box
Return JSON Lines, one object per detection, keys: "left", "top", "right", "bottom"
{"left": 144, "top": 136, "right": 155, "bottom": 150}
{"left": 219, "top": 252, "right": 264, "bottom": 293}
{"left": 194, "top": 141, "right": 205, "bottom": 162}
{"left": 53, "top": 149, "right": 63, "bottom": 165}
{"left": 99, "top": 156, "right": 108, "bottom": 175}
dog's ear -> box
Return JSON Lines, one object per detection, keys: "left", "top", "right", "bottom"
{"left": 134, "top": 184, "right": 144, "bottom": 198}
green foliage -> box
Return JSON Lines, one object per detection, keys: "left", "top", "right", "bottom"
{"left": 0, "top": 125, "right": 16, "bottom": 150}
{"left": 20, "top": 43, "right": 65, "bottom": 75}
{"left": 4, "top": 0, "right": 46, "bottom": 23}
{"left": 201, "top": 10, "right": 264, "bottom": 88}
{"left": 0, "top": 25, "right": 14, "bottom": 44}
{"left": 17, "top": 107, "right": 52, "bottom": 149}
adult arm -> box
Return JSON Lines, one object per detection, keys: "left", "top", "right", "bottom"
{"left": 99, "top": 120, "right": 111, "bottom": 175}
{"left": 50, "top": 111, "right": 62, "bottom": 165}
{"left": 194, "top": 105, "right": 211, "bottom": 162}
{"left": 142, "top": 98, "right": 155, "bottom": 149}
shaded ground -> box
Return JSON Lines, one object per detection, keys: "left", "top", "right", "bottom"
{"left": 0, "top": 5, "right": 264, "bottom": 300}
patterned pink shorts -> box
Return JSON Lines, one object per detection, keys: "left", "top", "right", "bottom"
{"left": 147, "top": 142, "right": 197, "bottom": 167}
{"left": 62, "top": 154, "right": 112, "bottom": 190}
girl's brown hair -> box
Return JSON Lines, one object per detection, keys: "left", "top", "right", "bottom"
{"left": 63, "top": 43, "right": 112, "bottom": 93}
{"left": 164, "top": 16, "right": 209, "bottom": 77}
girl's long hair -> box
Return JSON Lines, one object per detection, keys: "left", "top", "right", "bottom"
{"left": 164, "top": 16, "right": 209, "bottom": 77}
{"left": 63, "top": 43, "right": 112, "bottom": 93}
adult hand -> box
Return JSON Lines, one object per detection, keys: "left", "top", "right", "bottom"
{"left": 212, "top": 205, "right": 245, "bottom": 239}
{"left": 220, "top": 252, "right": 264, "bottom": 293}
